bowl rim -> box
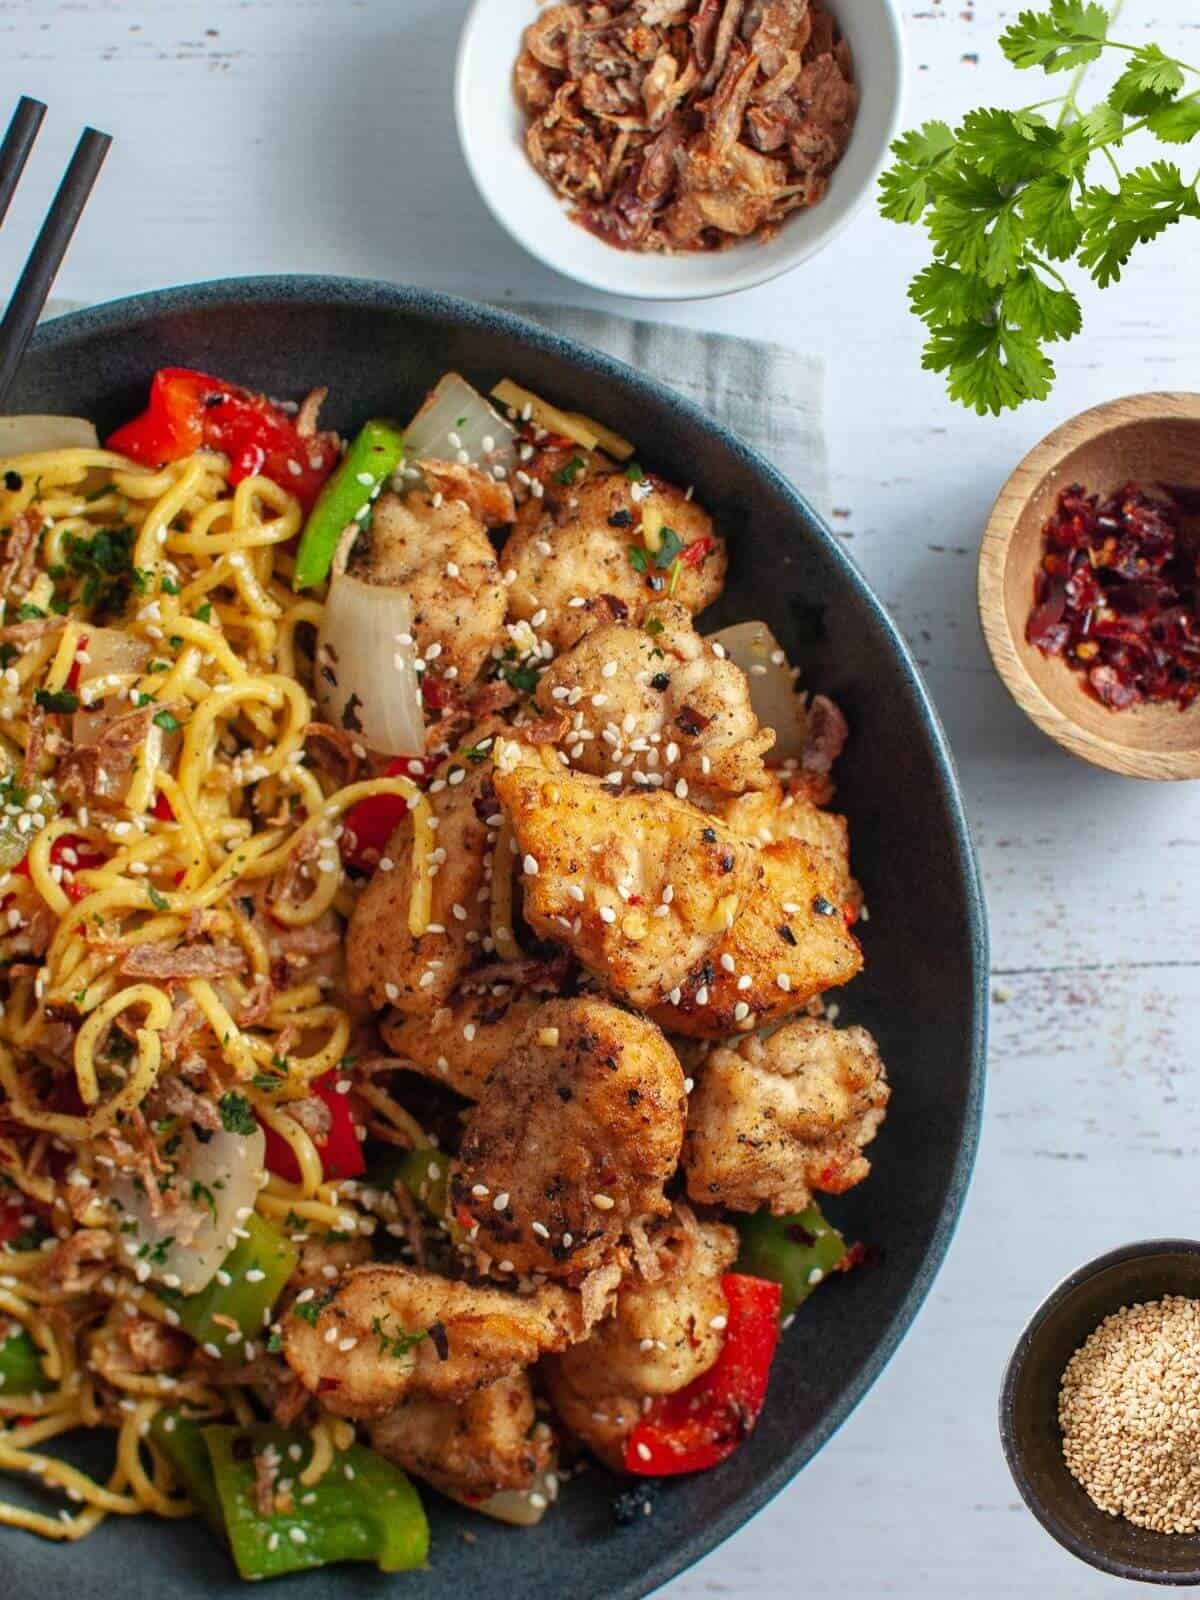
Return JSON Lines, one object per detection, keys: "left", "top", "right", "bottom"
{"left": 452, "top": 0, "right": 907, "bottom": 302}
{"left": 31, "top": 273, "right": 988, "bottom": 1597}
{"left": 999, "top": 1237, "right": 1200, "bottom": 1585}
{"left": 977, "top": 390, "right": 1200, "bottom": 782}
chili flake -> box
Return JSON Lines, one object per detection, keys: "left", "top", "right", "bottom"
{"left": 1026, "top": 481, "right": 1200, "bottom": 711}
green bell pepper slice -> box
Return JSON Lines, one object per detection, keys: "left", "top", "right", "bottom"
{"left": 149, "top": 1410, "right": 224, "bottom": 1532}
{"left": 364, "top": 1144, "right": 450, "bottom": 1222}
{"left": 204, "top": 1423, "right": 428, "bottom": 1579}
{"left": 170, "top": 1214, "right": 298, "bottom": 1362}
{"left": 735, "top": 1202, "right": 849, "bottom": 1320}
{"left": 0, "top": 1327, "right": 46, "bottom": 1395}
{"left": 293, "top": 420, "right": 406, "bottom": 590}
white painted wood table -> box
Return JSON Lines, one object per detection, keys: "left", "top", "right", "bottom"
{"left": 4, "top": 1, "right": 1200, "bottom": 1593}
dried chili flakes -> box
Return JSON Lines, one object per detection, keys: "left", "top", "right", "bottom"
{"left": 1026, "top": 482, "right": 1200, "bottom": 712}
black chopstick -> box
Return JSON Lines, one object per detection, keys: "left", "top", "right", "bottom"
{"left": 0, "top": 121, "right": 111, "bottom": 411}
{"left": 0, "top": 97, "right": 46, "bottom": 232}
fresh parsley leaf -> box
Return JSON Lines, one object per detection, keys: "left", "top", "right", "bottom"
{"left": 1148, "top": 99, "right": 1200, "bottom": 145}
{"left": 33, "top": 687, "right": 79, "bottom": 714}
{"left": 266, "top": 1330, "right": 283, "bottom": 1353}
{"left": 194, "top": 602, "right": 212, "bottom": 623}
{"left": 908, "top": 262, "right": 996, "bottom": 328}
{"left": 999, "top": 0, "right": 1109, "bottom": 73}
{"left": 15, "top": 603, "right": 46, "bottom": 622}
{"left": 294, "top": 1290, "right": 334, "bottom": 1327}
{"left": 923, "top": 321, "right": 1054, "bottom": 416}
{"left": 147, "top": 885, "right": 169, "bottom": 912}
{"left": 1018, "top": 172, "right": 1084, "bottom": 260}
{"left": 653, "top": 527, "right": 685, "bottom": 570}
{"left": 370, "top": 1314, "right": 428, "bottom": 1361}
{"left": 1002, "top": 267, "right": 1083, "bottom": 343}
{"left": 61, "top": 525, "right": 137, "bottom": 614}
{"left": 554, "top": 455, "right": 586, "bottom": 485}
{"left": 218, "top": 1092, "right": 257, "bottom": 1136}
{"left": 153, "top": 709, "right": 180, "bottom": 733}
{"left": 1108, "top": 45, "right": 1186, "bottom": 116}
{"left": 160, "top": 575, "right": 181, "bottom": 596}
{"left": 957, "top": 109, "right": 1062, "bottom": 186}
{"left": 877, "top": 121, "right": 957, "bottom": 222}
{"left": 926, "top": 164, "right": 1025, "bottom": 285}
{"left": 501, "top": 661, "right": 540, "bottom": 695}
{"left": 624, "top": 462, "right": 645, "bottom": 482}
{"left": 1078, "top": 162, "right": 1200, "bottom": 288}
{"left": 627, "top": 544, "right": 649, "bottom": 574}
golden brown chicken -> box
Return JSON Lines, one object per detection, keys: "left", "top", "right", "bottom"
{"left": 684, "top": 1018, "right": 889, "bottom": 1214}
{"left": 380, "top": 983, "right": 546, "bottom": 1101}
{"left": 282, "top": 1264, "right": 588, "bottom": 1418}
{"left": 349, "top": 490, "right": 507, "bottom": 687}
{"left": 369, "top": 1372, "right": 552, "bottom": 1508}
{"left": 719, "top": 775, "right": 855, "bottom": 904}
{"left": 345, "top": 733, "right": 500, "bottom": 1014}
{"left": 532, "top": 600, "right": 773, "bottom": 796}
{"left": 503, "top": 472, "right": 726, "bottom": 653}
{"left": 492, "top": 740, "right": 757, "bottom": 1010}
{"left": 452, "top": 997, "right": 686, "bottom": 1281}
{"left": 541, "top": 1213, "right": 737, "bottom": 1471}
{"left": 648, "top": 837, "right": 862, "bottom": 1038}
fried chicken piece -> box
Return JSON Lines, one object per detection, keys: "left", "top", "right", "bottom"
{"left": 542, "top": 1214, "right": 736, "bottom": 1470}
{"left": 532, "top": 600, "right": 773, "bottom": 796}
{"left": 346, "top": 735, "right": 499, "bottom": 1014}
{"left": 283, "top": 1264, "right": 588, "bottom": 1418}
{"left": 684, "top": 1018, "right": 888, "bottom": 1213}
{"left": 648, "top": 836, "right": 862, "bottom": 1037}
{"left": 290, "top": 1232, "right": 372, "bottom": 1296}
{"left": 369, "top": 1372, "right": 552, "bottom": 1507}
{"left": 452, "top": 998, "right": 686, "bottom": 1282}
{"left": 493, "top": 741, "right": 757, "bottom": 1009}
{"left": 349, "top": 490, "right": 506, "bottom": 688}
{"left": 719, "top": 774, "right": 853, "bottom": 902}
{"left": 503, "top": 472, "right": 726, "bottom": 653}
{"left": 380, "top": 984, "right": 545, "bottom": 1101}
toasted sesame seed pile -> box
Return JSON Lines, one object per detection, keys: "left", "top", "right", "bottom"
{"left": 1059, "top": 1295, "right": 1200, "bottom": 1534}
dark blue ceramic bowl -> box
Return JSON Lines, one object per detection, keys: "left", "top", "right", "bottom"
{"left": 6, "top": 277, "right": 987, "bottom": 1600}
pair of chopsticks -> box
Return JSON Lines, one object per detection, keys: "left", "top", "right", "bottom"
{"left": 0, "top": 96, "right": 111, "bottom": 409}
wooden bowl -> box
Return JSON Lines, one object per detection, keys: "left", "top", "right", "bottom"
{"left": 979, "top": 392, "right": 1200, "bottom": 780}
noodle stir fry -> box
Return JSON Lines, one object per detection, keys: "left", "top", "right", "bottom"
{"left": 0, "top": 369, "right": 887, "bottom": 1579}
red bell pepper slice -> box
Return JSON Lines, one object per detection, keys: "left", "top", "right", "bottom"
{"left": 678, "top": 535, "right": 717, "bottom": 569}
{"left": 340, "top": 756, "right": 437, "bottom": 873}
{"left": 14, "top": 833, "right": 107, "bottom": 903}
{"left": 624, "top": 1273, "right": 782, "bottom": 1476}
{"left": 259, "top": 1071, "right": 365, "bottom": 1184}
{"left": 107, "top": 368, "right": 339, "bottom": 511}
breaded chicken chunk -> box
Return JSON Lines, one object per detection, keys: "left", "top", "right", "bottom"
{"left": 720, "top": 776, "right": 855, "bottom": 904}
{"left": 492, "top": 741, "right": 757, "bottom": 1009}
{"left": 532, "top": 600, "right": 773, "bottom": 796}
{"left": 349, "top": 490, "right": 506, "bottom": 687}
{"left": 648, "top": 838, "right": 862, "bottom": 1038}
{"left": 541, "top": 1214, "right": 737, "bottom": 1471}
{"left": 452, "top": 998, "right": 686, "bottom": 1281}
{"left": 684, "top": 1019, "right": 889, "bottom": 1214}
{"left": 346, "top": 733, "right": 499, "bottom": 1014}
{"left": 380, "top": 983, "right": 545, "bottom": 1101}
{"left": 369, "top": 1372, "right": 551, "bottom": 1507}
{"left": 503, "top": 474, "right": 726, "bottom": 654}
{"left": 282, "top": 1264, "right": 587, "bottom": 1417}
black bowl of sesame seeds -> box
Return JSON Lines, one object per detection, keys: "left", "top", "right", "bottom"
{"left": 1001, "top": 1239, "right": 1200, "bottom": 1584}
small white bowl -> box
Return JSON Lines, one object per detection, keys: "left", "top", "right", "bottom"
{"left": 455, "top": 0, "right": 906, "bottom": 301}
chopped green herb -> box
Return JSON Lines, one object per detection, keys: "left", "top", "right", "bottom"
{"left": 554, "top": 455, "right": 586, "bottom": 486}
{"left": 218, "top": 1092, "right": 257, "bottom": 1136}
{"left": 147, "top": 886, "right": 169, "bottom": 912}
{"left": 61, "top": 525, "right": 138, "bottom": 613}
{"left": 500, "top": 661, "right": 540, "bottom": 695}
{"left": 160, "top": 575, "right": 181, "bottom": 596}
{"left": 294, "top": 1289, "right": 334, "bottom": 1327}
{"left": 15, "top": 603, "right": 46, "bottom": 622}
{"left": 643, "top": 617, "right": 664, "bottom": 637}
{"left": 653, "top": 527, "right": 684, "bottom": 569}
{"left": 195, "top": 603, "right": 212, "bottom": 623}
{"left": 370, "top": 1315, "right": 428, "bottom": 1361}
{"left": 625, "top": 462, "right": 645, "bottom": 482}
{"left": 627, "top": 545, "right": 649, "bottom": 575}
{"left": 153, "top": 709, "right": 180, "bottom": 733}
{"left": 191, "top": 1181, "right": 218, "bottom": 1221}
{"left": 33, "top": 688, "right": 79, "bottom": 714}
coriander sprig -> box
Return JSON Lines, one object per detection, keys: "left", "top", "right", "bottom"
{"left": 879, "top": 0, "right": 1200, "bottom": 415}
